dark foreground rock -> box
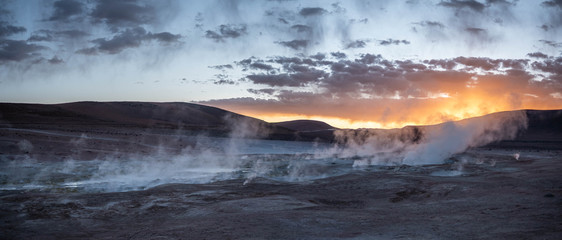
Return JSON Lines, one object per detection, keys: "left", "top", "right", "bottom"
{"left": 1, "top": 149, "right": 561, "bottom": 239}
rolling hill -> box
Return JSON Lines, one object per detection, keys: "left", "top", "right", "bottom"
{"left": 273, "top": 120, "right": 337, "bottom": 132}
{"left": 1, "top": 102, "right": 561, "bottom": 147}
{"left": 0, "top": 101, "right": 296, "bottom": 139}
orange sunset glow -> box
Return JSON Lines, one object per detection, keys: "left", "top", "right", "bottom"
{"left": 224, "top": 95, "right": 562, "bottom": 129}
{"left": 207, "top": 66, "right": 562, "bottom": 129}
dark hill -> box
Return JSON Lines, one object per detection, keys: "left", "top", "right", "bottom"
{"left": 0, "top": 101, "right": 296, "bottom": 140}
{"left": 273, "top": 120, "right": 336, "bottom": 132}
{"left": 523, "top": 110, "right": 562, "bottom": 140}
{"left": 485, "top": 109, "right": 562, "bottom": 149}
{"left": 1, "top": 102, "right": 561, "bottom": 146}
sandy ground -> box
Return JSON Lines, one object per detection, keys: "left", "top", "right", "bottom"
{"left": 1, "top": 144, "right": 561, "bottom": 239}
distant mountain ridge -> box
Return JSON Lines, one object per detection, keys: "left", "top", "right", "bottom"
{"left": 1, "top": 102, "right": 561, "bottom": 146}
{"left": 273, "top": 120, "right": 337, "bottom": 132}
{"left": 0, "top": 101, "right": 296, "bottom": 140}
{"left": 1, "top": 101, "right": 244, "bottom": 127}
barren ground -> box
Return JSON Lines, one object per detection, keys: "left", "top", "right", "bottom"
{"left": 1, "top": 128, "right": 561, "bottom": 239}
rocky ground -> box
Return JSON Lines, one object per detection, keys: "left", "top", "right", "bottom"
{"left": 1, "top": 147, "right": 561, "bottom": 239}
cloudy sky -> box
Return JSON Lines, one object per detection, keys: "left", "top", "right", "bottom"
{"left": 1, "top": 0, "right": 561, "bottom": 128}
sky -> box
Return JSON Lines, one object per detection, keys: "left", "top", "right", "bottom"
{"left": 0, "top": 0, "right": 561, "bottom": 128}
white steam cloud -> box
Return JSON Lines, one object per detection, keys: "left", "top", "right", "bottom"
{"left": 0, "top": 111, "right": 528, "bottom": 192}
{"left": 0, "top": 117, "right": 330, "bottom": 192}
{"left": 328, "top": 111, "right": 528, "bottom": 166}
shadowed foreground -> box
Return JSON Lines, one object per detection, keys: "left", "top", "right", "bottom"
{"left": 1, "top": 148, "right": 561, "bottom": 239}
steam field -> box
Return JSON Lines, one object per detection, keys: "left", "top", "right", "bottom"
{"left": 1, "top": 104, "right": 561, "bottom": 239}
{"left": 1, "top": 144, "right": 561, "bottom": 239}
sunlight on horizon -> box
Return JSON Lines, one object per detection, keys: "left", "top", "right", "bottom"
{"left": 250, "top": 113, "right": 468, "bottom": 129}
{"left": 245, "top": 104, "right": 560, "bottom": 129}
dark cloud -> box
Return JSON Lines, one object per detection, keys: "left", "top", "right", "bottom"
{"left": 291, "top": 24, "right": 312, "bottom": 33}
{"left": 27, "top": 35, "right": 53, "bottom": 42}
{"left": 75, "top": 47, "right": 97, "bottom": 55}
{"left": 285, "top": 63, "right": 314, "bottom": 72}
{"left": 426, "top": 59, "right": 457, "bottom": 70}
{"left": 206, "top": 52, "right": 562, "bottom": 125}
{"left": 205, "top": 31, "right": 222, "bottom": 41}
{"left": 397, "top": 60, "right": 428, "bottom": 72}
{"left": 498, "top": 59, "right": 529, "bottom": 70}
{"left": 532, "top": 56, "right": 562, "bottom": 76}
{"left": 331, "top": 2, "right": 345, "bottom": 13}
{"left": 194, "top": 12, "right": 204, "bottom": 30}
{"left": 379, "top": 39, "right": 410, "bottom": 45}
{"left": 263, "top": 7, "right": 329, "bottom": 51}
{"left": 345, "top": 40, "right": 366, "bottom": 49}
{"left": 213, "top": 73, "right": 235, "bottom": 85}
{"left": 273, "top": 56, "right": 318, "bottom": 67}
{"left": 214, "top": 79, "right": 236, "bottom": 85}
{"left": 0, "top": 39, "right": 46, "bottom": 62}
{"left": 91, "top": 29, "right": 145, "bottom": 54}
{"left": 411, "top": 20, "right": 447, "bottom": 42}
{"left": 0, "top": 9, "right": 40, "bottom": 64}
{"left": 49, "top": 0, "right": 83, "bottom": 21}
{"left": 215, "top": 53, "right": 552, "bottom": 99}
{"left": 57, "top": 30, "right": 89, "bottom": 38}
{"left": 28, "top": 29, "right": 89, "bottom": 42}
{"left": 539, "top": 39, "right": 562, "bottom": 47}
{"left": 527, "top": 52, "right": 549, "bottom": 59}
{"left": 247, "top": 74, "right": 298, "bottom": 87}
{"left": 237, "top": 57, "right": 253, "bottom": 67}
{"left": 151, "top": 32, "right": 181, "bottom": 43}
{"left": 276, "top": 39, "right": 308, "bottom": 50}
{"left": 77, "top": 27, "right": 181, "bottom": 54}
{"left": 246, "top": 67, "right": 326, "bottom": 87}
{"left": 205, "top": 24, "right": 247, "bottom": 42}
{"left": 438, "top": 0, "right": 486, "bottom": 12}
{"left": 357, "top": 54, "right": 383, "bottom": 65}
{"left": 0, "top": 21, "right": 26, "bottom": 38}
{"left": 48, "top": 56, "right": 63, "bottom": 64}
{"left": 465, "top": 27, "right": 486, "bottom": 35}
{"left": 454, "top": 56, "right": 496, "bottom": 70}
{"left": 299, "top": 7, "right": 327, "bottom": 16}
{"left": 28, "top": 30, "right": 54, "bottom": 42}
{"left": 310, "top": 53, "right": 326, "bottom": 61}
{"left": 250, "top": 62, "right": 275, "bottom": 71}
{"left": 91, "top": 0, "right": 156, "bottom": 28}
{"left": 330, "top": 61, "right": 370, "bottom": 75}
{"left": 540, "top": 24, "right": 551, "bottom": 31}
{"left": 464, "top": 27, "right": 493, "bottom": 43}
{"left": 289, "top": 68, "right": 326, "bottom": 81}
{"left": 210, "top": 64, "right": 233, "bottom": 70}
{"left": 217, "top": 24, "right": 247, "bottom": 38}
{"left": 288, "top": 21, "right": 324, "bottom": 47}
{"left": 540, "top": 0, "right": 562, "bottom": 31}
{"left": 486, "top": 0, "right": 517, "bottom": 6}
{"left": 275, "top": 90, "right": 319, "bottom": 104}
{"left": 270, "top": 56, "right": 305, "bottom": 65}
{"left": 542, "top": 0, "right": 562, "bottom": 8}
{"left": 414, "top": 21, "right": 445, "bottom": 29}
{"left": 248, "top": 88, "right": 276, "bottom": 95}
{"left": 331, "top": 52, "right": 347, "bottom": 59}
{"left": 531, "top": 57, "right": 562, "bottom": 84}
